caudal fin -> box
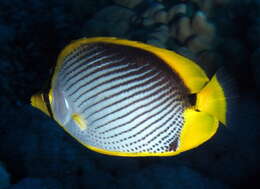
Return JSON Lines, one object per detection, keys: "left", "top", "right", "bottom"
{"left": 196, "top": 68, "right": 237, "bottom": 125}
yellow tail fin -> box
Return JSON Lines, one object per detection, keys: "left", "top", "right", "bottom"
{"left": 196, "top": 74, "right": 227, "bottom": 125}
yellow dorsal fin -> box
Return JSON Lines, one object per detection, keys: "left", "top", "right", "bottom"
{"left": 196, "top": 74, "right": 227, "bottom": 125}
{"left": 178, "top": 109, "right": 219, "bottom": 153}
{"left": 54, "top": 37, "right": 209, "bottom": 93}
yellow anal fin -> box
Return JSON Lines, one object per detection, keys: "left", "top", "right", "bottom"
{"left": 178, "top": 109, "right": 219, "bottom": 153}
{"left": 196, "top": 74, "right": 227, "bottom": 125}
{"left": 72, "top": 114, "right": 87, "bottom": 131}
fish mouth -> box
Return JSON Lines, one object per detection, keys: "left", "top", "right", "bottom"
{"left": 31, "top": 93, "right": 51, "bottom": 117}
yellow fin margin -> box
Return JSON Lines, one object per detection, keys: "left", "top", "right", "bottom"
{"left": 196, "top": 74, "right": 227, "bottom": 125}
{"left": 52, "top": 37, "right": 209, "bottom": 93}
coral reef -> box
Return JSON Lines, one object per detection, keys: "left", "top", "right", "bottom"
{"left": 84, "top": 1, "right": 218, "bottom": 60}
{"left": 89, "top": 1, "right": 220, "bottom": 75}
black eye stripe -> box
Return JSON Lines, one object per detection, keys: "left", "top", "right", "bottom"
{"left": 43, "top": 92, "right": 54, "bottom": 119}
{"left": 42, "top": 63, "right": 57, "bottom": 119}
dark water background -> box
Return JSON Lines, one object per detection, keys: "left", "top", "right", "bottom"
{"left": 0, "top": 0, "right": 259, "bottom": 188}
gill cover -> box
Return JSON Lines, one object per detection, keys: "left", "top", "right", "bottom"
{"left": 51, "top": 87, "right": 72, "bottom": 126}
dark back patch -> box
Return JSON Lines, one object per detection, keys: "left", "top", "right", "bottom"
{"left": 91, "top": 42, "right": 191, "bottom": 107}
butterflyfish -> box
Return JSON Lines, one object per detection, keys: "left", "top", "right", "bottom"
{"left": 31, "top": 37, "right": 228, "bottom": 157}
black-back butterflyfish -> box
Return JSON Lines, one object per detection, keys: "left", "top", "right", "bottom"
{"left": 31, "top": 37, "right": 227, "bottom": 157}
